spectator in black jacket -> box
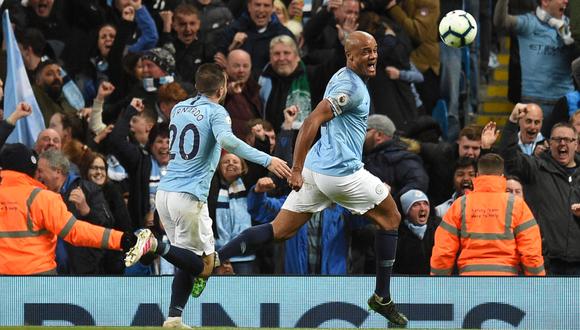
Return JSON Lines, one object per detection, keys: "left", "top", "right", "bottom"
{"left": 419, "top": 125, "right": 481, "bottom": 206}
{"left": 363, "top": 114, "right": 429, "bottom": 205}
{"left": 36, "top": 149, "right": 114, "bottom": 274}
{"left": 158, "top": 4, "right": 211, "bottom": 86}
{"left": 393, "top": 189, "right": 440, "bottom": 275}
{"left": 79, "top": 151, "right": 132, "bottom": 274}
{"left": 302, "top": 0, "right": 359, "bottom": 65}
{"left": 494, "top": 104, "right": 580, "bottom": 275}
{"left": 107, "top": 99, "right": 170, "bottom": 234}
{"left": 214, "top": 0, "right": 294, "bottom": 77}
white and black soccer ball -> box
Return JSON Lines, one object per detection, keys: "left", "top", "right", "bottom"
{"left": 439, "top": 10, "right": 478, "bottom": 48}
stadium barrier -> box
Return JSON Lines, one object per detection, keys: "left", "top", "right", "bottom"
{"left": 1, "top": 276, "right": 577, "bottom": 329}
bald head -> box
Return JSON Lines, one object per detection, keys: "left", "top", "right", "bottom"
{"left": 345, "top": 31, "right": 373, "bottom": 53}
{"left": 35, "top": 128, "right": 62, "bottom": 154}
{"left": 519, "top": 103, "right": 543, "bottom": 144}
{"left": 345, "top": 31, "right": 377, "bottom": 78}
{"left": 226, "top": 49, "right": 252, "bottom": 83}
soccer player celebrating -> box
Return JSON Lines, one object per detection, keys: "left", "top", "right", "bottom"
{"left": 218, "top": 31, "right": 408, "bottom": 326}
{"left": 124, "top": 63, "right": 291, "bottom": 328}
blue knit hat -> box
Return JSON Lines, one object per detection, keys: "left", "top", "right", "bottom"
{"left": 400, "top": 189, "right": 429, "bottom": 216}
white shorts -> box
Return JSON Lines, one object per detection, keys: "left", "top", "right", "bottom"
{"left": 155, "top": 190, "right": 215, "bottom": 256}
{"left": 282, "top": 167, "right": 388, "bottom": 215}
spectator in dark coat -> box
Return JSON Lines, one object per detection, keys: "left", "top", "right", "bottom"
{"left": 215, "top": 0, "right": 294, "bottom": 77}
{"left": 393, "top": 189, "right": 440, "bottom": 275}
{"left": 158, "top": 4, "right": 211, "bottom": 86}
{"left": 36, "top": 149, "right": 114, "bottom": 274}
{"left": 363, "top": 114, "right": 429, "bottom": 204}
{"left": 79, "top": 151, "right": 132, "bottom": 274}
{"left": 496, "top": 105, "right": 580, "bottom": 275}
{"left": 189, "top": 0, "right": 234, "bottom": 58}
{"left": 107, "top": 100, "right": 170, "bottom": 232}
{"left": 224, "top": 49, "right": 263, "bottom": 139}
{"left": 302, "top": 0, "right": 359, "bottom": 65}
{"left": 359, "top": 12, "right": 418, "bottom": 135}
{"left": 419, "top": 125, "right": 481, "bottom": 206}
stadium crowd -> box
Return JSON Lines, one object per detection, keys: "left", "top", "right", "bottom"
{"left": 0, "top": 0, "right": 579, "bottom": 276}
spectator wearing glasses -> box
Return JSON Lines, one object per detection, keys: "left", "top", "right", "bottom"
{"left": 79, "top": 152, "right": 132, "bottom": 274}
{"left": 496, "top": 103, "right": 580, "bottom": 275}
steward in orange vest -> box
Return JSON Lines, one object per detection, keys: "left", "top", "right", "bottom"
{"left": 0, "top": 144, "right": 137, "bottom": 275}
{"left": 430, "top": 153, "right": 545, "bottom": 276}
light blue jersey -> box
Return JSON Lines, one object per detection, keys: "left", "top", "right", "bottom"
{"left": 515, "top": 14, "right": 574, "bottom": 100}
{"left": 159, "top": 95, "right": 272, "bottom": 201}
{"left": 305, "top": 67, "right": 370, "bottom": 176}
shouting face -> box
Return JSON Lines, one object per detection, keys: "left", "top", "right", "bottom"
{"left": 346, "top": 32, "right": 377, "bottom": 78}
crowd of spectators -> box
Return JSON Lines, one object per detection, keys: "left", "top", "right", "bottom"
{"left": 0, "top": 0, "right": 579, "bottom": 276}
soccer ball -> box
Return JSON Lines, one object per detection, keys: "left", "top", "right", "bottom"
{"left": 439, "top": 10, "right": 478, "bottom": 48}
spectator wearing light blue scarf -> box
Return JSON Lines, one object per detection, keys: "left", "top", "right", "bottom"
{"left": 393, "top": 189, "right": 441, "bottom": 275}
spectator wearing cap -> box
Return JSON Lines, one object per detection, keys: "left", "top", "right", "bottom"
{"left": 105, "top": 47, "right": 179, "bottom": 123}
{"left": 0, "top": 143, "right": 137, "bottom": 275}
{"left": 393, "top": 189, "right": 440, "bottom": 275}
{"left": 363, "top": 114, "right": 429, "bottom": 205}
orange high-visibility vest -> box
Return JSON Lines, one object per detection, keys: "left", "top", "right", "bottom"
{"left": 0, "top": 170, "right": 123, "bottom": 275}
{"left": 431, "top": 175, "right": 545, "bottom": 276}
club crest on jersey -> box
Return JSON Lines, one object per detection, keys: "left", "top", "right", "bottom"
{"left": 375, "top": 183, "right": 385, "bottom": 195}
{"left": 337, "top": 93, "right": 349, "bottom": 106}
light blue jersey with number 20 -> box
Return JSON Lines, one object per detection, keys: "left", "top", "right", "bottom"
{"left": 304, "top": 67, "right": 370, "bottom": 176}
{"left": 159, "top": 95, "right": 271, "bottom": 202}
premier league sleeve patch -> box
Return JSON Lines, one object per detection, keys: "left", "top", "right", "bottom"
{"left": 326, "top": 93, "right": 349, "bottom": 117}
{"left": 337, "top": 93, "right": 349, "bottom": 106}
{"left": 225, "top": 115, "right": 232, "bottom": 125}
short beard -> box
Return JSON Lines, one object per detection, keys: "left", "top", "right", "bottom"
{"left": 44, "top": 84, "right": 62, "bottom": 101}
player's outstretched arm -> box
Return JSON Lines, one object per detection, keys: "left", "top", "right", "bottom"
{"left": 217, "top": 131, "right": 291, "bottom": 179}
{"left": 289, "top": 99, "right": 334, "bottom": 191}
